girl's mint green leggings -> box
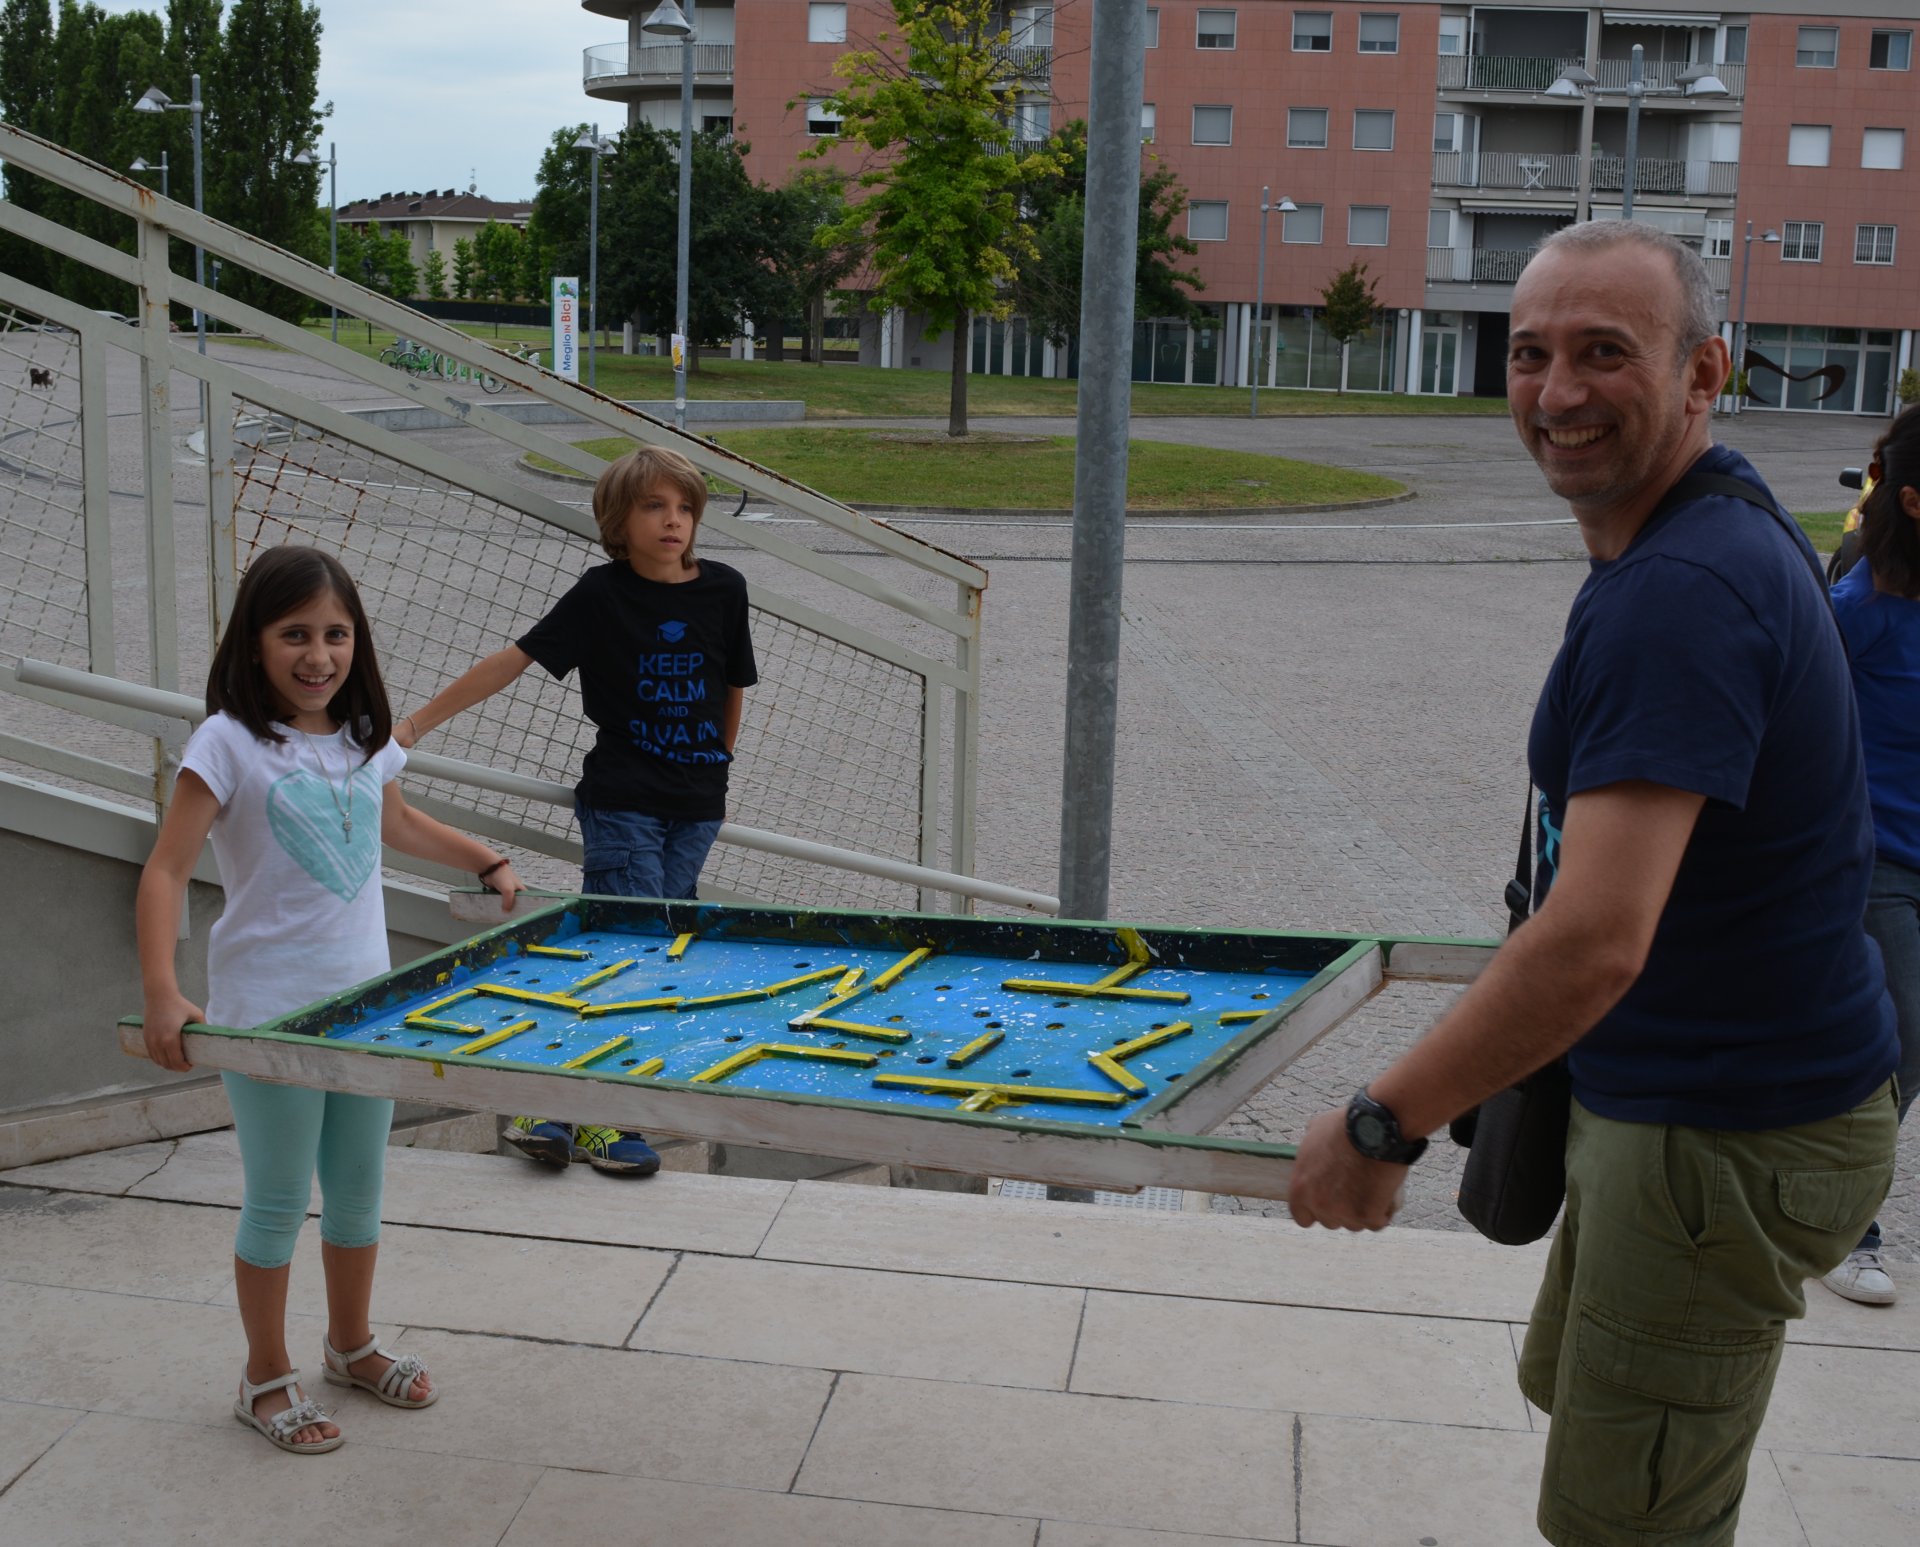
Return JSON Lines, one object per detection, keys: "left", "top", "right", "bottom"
{"left": 221, "top": 1071, "right": 393, "bottom": 1269}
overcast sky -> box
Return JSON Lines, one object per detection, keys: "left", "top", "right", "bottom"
{"left": 95, "top": 1, "right": 619, "bottom": 202}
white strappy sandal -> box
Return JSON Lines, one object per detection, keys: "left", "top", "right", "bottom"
{"left": 234, "top": 1370, "right": 343, "bottom": 1454}
{"left": 321, "top": 1334, "right": 438, "bottom": 1408}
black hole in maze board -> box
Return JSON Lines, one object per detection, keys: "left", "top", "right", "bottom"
{"left": 620, "top": 1058, "right": 637, "bottom": 1066}
{"left": 546, "top": 1042, "right": 562, "bottom": 1050}
{"left": 1012, "top": 1069, "right": 1031, "bottom": 1078}
{"left": 724, "top": 1035, "right": 742, "bottom": 1043}
{"left": 916, "top": 1056, "right": 936, "bottom": 1064}
{"left": 973, "top": 1010, "right": 990, "bottom": 1018}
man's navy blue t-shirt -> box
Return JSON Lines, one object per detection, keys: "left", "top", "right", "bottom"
{"left": 1527, "top": 445, "right": 1896, "bottom": 1129}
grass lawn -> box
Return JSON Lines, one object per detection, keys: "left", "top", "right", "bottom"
{"left": 530, "top": 428, "right": 1403, "bottom": 510}
{"left": 248, "top": 317, "right": 1509, "bottom": 421}
{"left": 1793, "top": 510, "right": 1849, "bottom": 552}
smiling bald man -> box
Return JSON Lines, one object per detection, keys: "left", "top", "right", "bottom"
{"left": 1286, "top": 221, "right": 1899, "bottom": 1547}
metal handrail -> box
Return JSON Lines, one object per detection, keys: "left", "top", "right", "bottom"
{"left": 10, "top": 660, "right": 1061, "bottom": 915}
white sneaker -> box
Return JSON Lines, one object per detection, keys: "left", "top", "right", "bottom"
{"left": 1822, "top": 1248, "right": 1897, "bottom": 1306}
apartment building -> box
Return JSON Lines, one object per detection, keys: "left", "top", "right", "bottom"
{"left": 583, "top": 1, "right": 1919, "bottom": 413}
{"left": 336, "top": 191, "right": 534, "bottom": 276}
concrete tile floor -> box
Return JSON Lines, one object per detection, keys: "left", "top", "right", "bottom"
{"left": 3, "top": 1145, "right": 1916, "bottom": 1547}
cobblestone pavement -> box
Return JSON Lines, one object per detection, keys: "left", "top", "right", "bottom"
{"left": 5, "top": 342, "right": 1909, "bottom": 1255}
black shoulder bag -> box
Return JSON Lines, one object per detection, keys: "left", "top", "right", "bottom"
{"left": 1451, "top": 467, "right": 1826, "bottom": 1247}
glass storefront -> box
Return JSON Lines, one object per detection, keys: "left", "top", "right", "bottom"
{"left": 1743, "top": 325, "right": 1897, "bottom": 415}
{"left": 1256, "top": 306, "right": 1400, "bottom": 392}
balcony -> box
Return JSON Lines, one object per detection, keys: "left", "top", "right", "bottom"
{"left": 991, "top": 43, "right": 1052, "bottom": 82}
{"left": 1591, "top": 157, "right": 1738, "bottom": 198}
{"left": 583, "top": 41, "right": 735, "bottom": 90}
{"left": 1427, "top": 246, "right": 1542, "bottom": 284}
{"left": 1437, "top": 54, "right": 1584, "bottom": 93}
{"left": 1434, "top": 152, "right": 1738, "bottom": 201}
{"left": 1592, "top": 56, "right": 1744, "bottom": 97}
{"left": 1434, "top": 150, "right": 1578, "bottom": 194}
{"left": 1438, "top": 53, "right": 1745, "bottom": 99}
{"left": 1427, "top": 245, "right": 1734, "bottom": 293}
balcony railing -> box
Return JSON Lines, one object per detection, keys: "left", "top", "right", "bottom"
{"left": 1592, "top": 157, "right": 1738, "bottom": 197}
{"left": 1426, "top": 246, "right": 1543, "bottom": 284}
{"left": 583, "top": 42, "right": 735, "bottom": 86}
{"left": 1434, "top": 150, "right": 1579, "bottom": 192}
{"left": 1430, "top": 247, "right": 1731, "bottom": 291}
{"left": 991, "top": 43, "right": 1052, "bottom": 80}
{"left": 1435, "top": 152, "right": 1738, "bottom": 200}
{"left": 1437, "top": 53, "right": 1585, "bottom": 92}
{"left": 1437, "top": 53, "right": 1745, "bottom": 98}
{"left": 1592, "top": 57, "right": 1744, "bottom": 97}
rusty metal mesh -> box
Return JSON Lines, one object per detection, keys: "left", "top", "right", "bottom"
{"left": 226, "top": 400, "right": 927, "bottom": 909}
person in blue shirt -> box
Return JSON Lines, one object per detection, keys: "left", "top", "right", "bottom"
{"left": 1824, "top": 402, "right": 1920, "bottom": 1306}
{"left": 1285, "top": 221, "right": 1898, "bottom": 1547}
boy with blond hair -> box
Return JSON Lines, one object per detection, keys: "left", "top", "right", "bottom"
{"left": 400, "top": 446, "right": 757, "bottom": 1174}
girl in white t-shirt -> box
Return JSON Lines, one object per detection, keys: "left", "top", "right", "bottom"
{"left": 136, "top": 546, "right": 524, "bottom": 1455}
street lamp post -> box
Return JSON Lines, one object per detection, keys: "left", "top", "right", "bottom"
{"left": 644, "top": 0, "right": 696, "bottom": 431}
{"left": 133, "top": 75, "right": 206, "bottom": 359}
{"left": 1733, "top": 220, "right": 1780, "bottom": 414}
{"left": 291, "top": 143, "right": 339, "bottom": 343}
{"left": 1249, "top": 188, "right": 1298, "bottom": 419}
{"left": 1548, "top": 46, "right": 1726, "bottom": 221}
{"left": 129, "top": 152, "right": 169, "bottom": 199}
{"left": 572, "top": 125, "right": 617, "bottom": 391}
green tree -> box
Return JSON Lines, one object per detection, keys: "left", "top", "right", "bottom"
{"left": 422, "top": 247, "right": 448, "bottom": 301}
{"left": 1318, "top": 260, "right": 1381, "bottom": 394}
{"left": 1010, "top": 119, "right": 1203, "bottom": 349}
{"left": 759, "top": 165, "right": 861, "bottom": 363}
{"left": 472, "top": 219, "right": 525, "bottom": 301}
{"left": 451, "top": 236, "right": 475, "bottom": 300}
{"left": 204, "top": 0, "right": 325, "bottom": 320}
{"left": 597, "top": 124, "right": 786, "bottom": 374}
{"left": 526, "top": 122, "right": 594, "bottom": 284}
{"left": 0, "top": 0, "right": 58, "bottom": 289}
{"left": 805, "top": 0, "right": 1062, "bottom": 435}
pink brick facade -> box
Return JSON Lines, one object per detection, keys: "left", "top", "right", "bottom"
{"left": 586, "top": 2, "right": 1920, "bottom": 411}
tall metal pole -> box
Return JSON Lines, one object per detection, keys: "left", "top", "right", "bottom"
{"left": 160, "top": 150, "right": 169, "bottom": 199}
{"left": 1057, "top": 0, "right": 1147, "bottom": 921}
{"left": 674, "top": 2, "right": 696, "bottom": 431}
{"left": 190, "top": 72, "right": 206, "bottom": 361}
{"left": 588, "top": 123, "right": 601, "bottom": 391}
{"left": 327, "top": 142, "right": 338, "bottom": 344}
{"left": 1249, "top": 187, "right": 1270, "bottom": 419}
{"left": 1621, "top": 44, "right": 1642, "bottom": 220}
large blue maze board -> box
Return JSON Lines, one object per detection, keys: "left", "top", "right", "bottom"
{"left": 305, "top": 902, "right": 1335, "bottom": 1129}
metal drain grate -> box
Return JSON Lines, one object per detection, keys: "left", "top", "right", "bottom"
{"left": 996, "top": 1180, "right": 1189, "bottom": 1211}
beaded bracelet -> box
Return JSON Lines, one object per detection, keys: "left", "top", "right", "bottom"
{"left": 477, "top": 857, "right": 509, "bottom": 882}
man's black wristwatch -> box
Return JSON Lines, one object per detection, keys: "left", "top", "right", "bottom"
{"left": 1345, "top": 1090, "right": 1428, "bottom": 1166}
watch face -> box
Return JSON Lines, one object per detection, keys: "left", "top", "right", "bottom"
{"left": 1353, "top": 1112, "right": 1388, "bottom": 1151}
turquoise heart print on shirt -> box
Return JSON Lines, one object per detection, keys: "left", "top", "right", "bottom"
{"left": 266, "top": 765, "right": 383, "bottom": 901}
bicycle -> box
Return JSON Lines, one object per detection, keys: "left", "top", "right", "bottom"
{"left": 378, "top": 338, "right": 437, "bottom": 376}
{"left": 480, "top": 341, "right": 541, "bottom": 395}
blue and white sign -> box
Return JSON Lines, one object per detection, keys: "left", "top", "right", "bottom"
{"left": 552, "top": 277, "right": 580, "bottom": 382}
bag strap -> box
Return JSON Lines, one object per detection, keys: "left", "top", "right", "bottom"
{"left": 1504, "top": 787, "right": 1533, "bottom": 934}
{"left": 1660, "top": 468, "right": 1832, "bottom": 598}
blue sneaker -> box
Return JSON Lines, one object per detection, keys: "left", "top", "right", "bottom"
{"left": 503, "top": 1117, "right": 574, "bottom": 1167}
{"left": 574, "top": 1125, "right": 662, "bottom": 1177}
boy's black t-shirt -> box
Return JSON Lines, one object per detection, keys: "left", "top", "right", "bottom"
{"left": 517, "top": 559, "right": 758, "bottom": 820}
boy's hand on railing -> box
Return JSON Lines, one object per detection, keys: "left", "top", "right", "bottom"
{"left": 142, "top": 990, "right": 204, "bottom": 1072}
